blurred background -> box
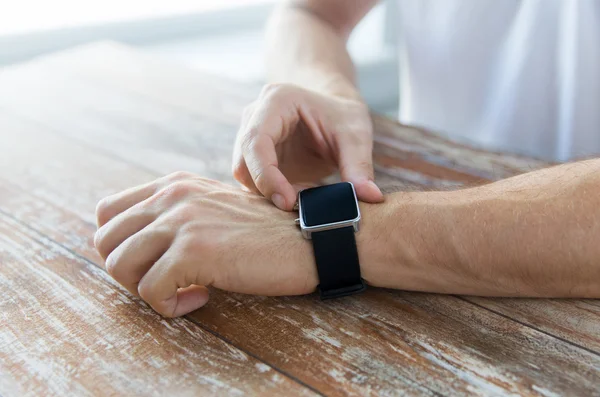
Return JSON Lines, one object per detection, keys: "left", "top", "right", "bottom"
{"left": 0, "top": 0, "right": 399, "bottom": 115}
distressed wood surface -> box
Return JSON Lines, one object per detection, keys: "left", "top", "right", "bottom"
{"left": 0, "top": 42, "right": 599, "bottom": 396}
{"left": 0, "top": 211, "right": 313, "bottom": 397}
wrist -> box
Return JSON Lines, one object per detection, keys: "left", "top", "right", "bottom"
{"left": 314, "top": 72, "right": 363, "bottom": 102}
{"left": 356, "top": 199, "right": 395, "bottom": 287}
{"left": 282, "top": 68, "right": 363, "bottom": 103}
{"left": 356, "top": 192, "right": 456, "bottom": 291}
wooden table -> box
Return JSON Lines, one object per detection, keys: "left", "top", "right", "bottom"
{"left": 1, "top": 42, "right": 599, "bottom": 396}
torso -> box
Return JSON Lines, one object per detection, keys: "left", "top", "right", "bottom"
{"left": 396, "top": 0, "right": 600, "bottom": 161}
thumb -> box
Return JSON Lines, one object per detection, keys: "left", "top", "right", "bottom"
{"left": 338, "top": 138, "right": 383, "bottom": 203}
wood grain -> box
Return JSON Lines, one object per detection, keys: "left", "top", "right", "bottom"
{"left": 1, "top": 42, "right": 599, "bottom": 396}
{"left": 0, "top": 208, "right": 313, "bottom": 397}
{"left": 465, "top": 297, "right": 600, "bottom": 353}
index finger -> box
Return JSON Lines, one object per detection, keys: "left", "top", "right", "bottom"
{"left": 96, "top": 182, "right": 156, "bottom": 227}
{"left": 240, "top": 106, "right": 296, "bottom": 211}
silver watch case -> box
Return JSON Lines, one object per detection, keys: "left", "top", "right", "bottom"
{"left": 296, "top": 182, "right": 361, "bottom": 240}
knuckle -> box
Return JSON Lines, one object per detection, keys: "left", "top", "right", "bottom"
{"left": 243, "top": 130, "right": 271, "bottom": 155}
{"left": 137, "top": 280, "right": 154, "bottom": 303}
{"left": 148, "top": 224, "right": 174, "bottom": 243}
{"left": 138, "top": 275, "right": 178, "bottom": 318}
{"left": 93, "top": 225, "right": 102, "bottom": 246}
{"left": 177, "top": 238, "right": 216, "bottom": 284}
{"left": 156, "top": 181, "right": 195, "bottom": 202}
{"left": 93, "top": 228, "right": 118, "bottom": 261}
{"left": 252, "top": 168, "right": 271, "bottom": 194}
{"left": 260, "top": 83, "right": 294, "bottom": 104}
{"left": 93, "top": 229, "right": 106, "bottom": 256}
{"left": 241, "top": 103, "right": 255, "bottom": 120}
{"left": 243, "top": 127, "right": 261, "bottom": 142}
{"left": 260, "top": 82, "right": 284, "bottom": 97}
{"left": 95, "top": 197, "right": 113, "bottom": 225}
{"left": 239, "top": 130, "right": 261, "bottom": 155}
{"left": 232, "top": 162, "right": 245, "bottom": 181}
{"left": 193, "top": 176, "right": 221, "bottom": 188}
{"left": 166, "top": 171, "right": 195, "bottom": 182}
{"left": 204, "top": 189, "right": 239, "bottom": 203}
{"left": 104, "top": 252, "right": 120, "bottom": 278}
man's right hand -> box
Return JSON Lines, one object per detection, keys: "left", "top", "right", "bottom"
{"left": 232, "top": 83, "right": 384, "bottom": 211}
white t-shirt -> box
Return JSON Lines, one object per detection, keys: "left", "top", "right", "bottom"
{"left": 396, "top": 0, "right": 600, "bottom": 161}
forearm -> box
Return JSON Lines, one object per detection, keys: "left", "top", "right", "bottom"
{"left": 265, "top": 2, "right": 368, "bottom": 100}
{"left": 360, "top": 159, "right": 600, "bottom": 297}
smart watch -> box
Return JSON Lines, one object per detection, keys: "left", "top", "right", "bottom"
{"left": 295, "top": 182, "right": 366, "bottom": 299}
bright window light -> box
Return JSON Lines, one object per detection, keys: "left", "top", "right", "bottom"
{"left": 0, "top": 0, "right": 275, "bottom": 37}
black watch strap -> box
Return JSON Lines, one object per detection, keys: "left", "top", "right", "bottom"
{"left": 311, "top": 226, "right": 366, "bottom": 299}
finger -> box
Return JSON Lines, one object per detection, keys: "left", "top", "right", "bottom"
{"left": 104, "top": 223, "right": 174, "bottom": 296}
{"left": 95, "top": 171, "right": 197, "bottom": 228}
{"left": 241, "top": 105, "right": 296, "bottom": 211}
{"left": 232, "top": 156, "right": 260, "bottom": 194}
{"left": 143, "top": 284, "right": 209, "bottom": 318}
{"left": 94, "top": 200, "right": 157, "bottom": 260}
{"left": 232, "top": 103, "right": 259, "bottom": 191}
{"left": 138, "top": 244, "right": 213, "bottom": 317}
{"left": 96, "top": 181, "right": 157, "bottom": 227}
{"left": 172, "top": 285, "right": 210, "bottom": 317}
{"left": 338, "top": 136, "right": 384, "bottom": 203}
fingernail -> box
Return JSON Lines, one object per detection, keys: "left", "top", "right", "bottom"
{"left": 367, "top": 180, "right": 384, "bottom": 200}
{"left": 272, "top": 193, "right": 286, "bottom": 210}
{"left": 368, "top": 180, "right": 381, "bottom": 191}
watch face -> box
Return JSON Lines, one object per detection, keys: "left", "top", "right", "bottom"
{"left": 300, "top": 182, "right": 359, "bottom": 227}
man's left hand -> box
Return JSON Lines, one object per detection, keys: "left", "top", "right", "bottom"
{"left": 94, "top": 172, "right": 318, "bottom": 317}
